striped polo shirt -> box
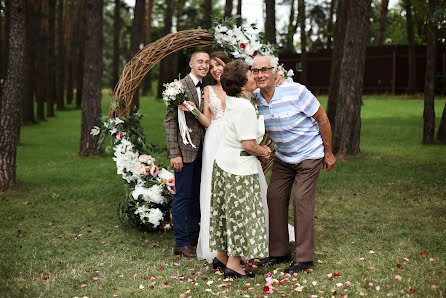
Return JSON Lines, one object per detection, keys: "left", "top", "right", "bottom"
{"left": 254, "top": 82, "right": 324, "bottom": 164}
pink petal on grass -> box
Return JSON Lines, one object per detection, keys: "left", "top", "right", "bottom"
{"left": 113, "top": 294, "right": 120, "bottom": 297}
{"left": 345, "top": 281, "right": 352, "bottom": 286}
{"left": 429, "top": 258, "right": 435, "bottom": 262}
{"left": 134, "top": 273, "right": 138, "bottom": 277}
{"left": 368, "top": 283, "right": 374, "bottom": 287}
{"left": 368, "top": 267, "right": 374, "bottom": 270}
{"left": 431, "top": 285, "right": 437, "bottom": 289}
{"left": 81, "top": 284, "right": 87, "bottom": 287}
{"left": 174, "top": 262, "right": 180, "bottom": 266}
{"left": 92, "top": 277, "right": 99, "bottom": 280}
{"left": 119, "top": 274, "right": 123, "bottom": 278}
{"left": 403, "top": 258, "right": 410, "bottom": 262}
{"left": 394, "top": 275, "right": 402, "bottom": 280}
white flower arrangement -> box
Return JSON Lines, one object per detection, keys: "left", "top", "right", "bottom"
{"left": 91, "top": 114, "right": 174, "bottom": 230}
{"left": 162, "top": 78, "right": 188, "bottom": 108}
{"left": 212, "top": 22, "right": 294, "bottom": 82}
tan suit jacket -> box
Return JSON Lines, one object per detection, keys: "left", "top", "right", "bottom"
{"left": 164, "top": 74, "right": 205, "bottom": 163}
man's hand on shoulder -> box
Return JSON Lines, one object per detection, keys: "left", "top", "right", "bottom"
{"left": 171, "top": 156, "right": 183, "bottom": 172}
{"left": 323, "top": 152, "right": 336, "bottom": 171}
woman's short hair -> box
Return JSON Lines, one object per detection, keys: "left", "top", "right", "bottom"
{"left": 221, "top": 60, "right": 249, "bottom": 96}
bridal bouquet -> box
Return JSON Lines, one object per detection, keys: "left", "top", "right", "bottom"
{"left": 162, "top": 77, "right": 199, "bottom": 148}
{"left": 162, "top": 78, "right": 188, "bottom": 108}
{"left": 91, "top": 113, "right": 173, "bottom": 231}
{"left": 211, "top": 20, "right": 295, "bottom": 82}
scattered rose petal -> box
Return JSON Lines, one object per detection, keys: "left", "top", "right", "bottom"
{"left": 369, "top": 250, "right": 375, "bottom": 254}
{"left": 328, "top": 278, "right": 333, "bottom": 282}
{"left": 113, "top": 294, "right": 120, "bottom": 297}
{"left": 295, "top": 286, "right": 304, "bottom": 292}
{"left": 174, "top": 262, "right": 180, "bottom": 267}
{"left": 394, "top": 275, "right": 402, "bottom": 280}
{"left": 206, "top": 280, "right": 213, "bottom": 285}
{"left": 43, "top": 276, "right": 49, "bottom": 280}
{"left": 409, "top": 289, "right": 415, "bottom": 294}
{"left": 92, "top": 277, "right": 99, "bottom": 280}
{"left": 327, "top": 273, "right": 333, "bottom": 278}
{"left": 139, "top": 284, "right": 144, "bottom": 289}
{"left": 164, "top": 281, "right": 168, "bottom": 285}
{"left": 158, "top": 267, "right": 163, "bottom": 270}
{"left": 429, "top": 258, "right": 435, "bottom": 262}
{"left": 376, "top": 286, "right": 380, "bottom": 291}
{"left": 368, "top": 282, "right": 374, "bottom": 287}
{"left": 431, "top": 285, "right": 436, "bottom": 289}
{"left": 312, "top": 281, "right": 317, "bottom": 285}
{"left": 336, "top": 282, "right": 343, "bottom": 287}
{"left": 345, "top": 281, "right": 352, "bottom": 286}
{"left": 134, "top": 273, "right": 138, "bottom": 277}
{"left": 119, "top": 274, "right": 123, "bottom": 278}
{"left": 170, "top": 276, "right": 177, "bottom": 279}
{"left": 397, "top": 264, "right": 401, "bottom": 269}
{"left": 360, "top": 291, "right": 367, "bottom": 296}
{"left": 369, "top": 267, "right": 374, "bottom": 270}
{"left": 403, "top": 258, "right": 410, "bottom": 262}
{"left": 359, "top": 257, "right": 365, "bottom": 261}
{"left": 204, "top": 266, "right": 209, "bottom": 270}
{"left": 81, "top": 284, "right": 87, "bottom": 287}
{"left": 334, "top": 272, "right": 340, "bottom": 277}
{"left": 421, "top": 252, "right": 428, "bottom": 256}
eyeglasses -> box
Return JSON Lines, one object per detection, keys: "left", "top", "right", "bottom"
{"left": 251, "top": 67, "right": 274, "bottom": 75}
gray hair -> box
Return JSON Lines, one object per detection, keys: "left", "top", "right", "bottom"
{"left": 252, "top": 55, "right": 278, "bottom": 73}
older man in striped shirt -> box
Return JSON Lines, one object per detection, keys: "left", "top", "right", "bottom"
{"left": 253, "top": 56, "right": 336, "bottom": 274}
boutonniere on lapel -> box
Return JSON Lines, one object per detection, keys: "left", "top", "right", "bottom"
{"left": 162, "top": 77, "right": 197, "bottom": 148}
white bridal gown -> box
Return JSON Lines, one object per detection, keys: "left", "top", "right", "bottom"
{"left": 196, "top": 86, "right": 295, "bottom": 263}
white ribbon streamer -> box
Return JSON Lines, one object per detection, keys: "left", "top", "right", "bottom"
{"left": 177, "top": 106, "right": 196, "bottom": 148}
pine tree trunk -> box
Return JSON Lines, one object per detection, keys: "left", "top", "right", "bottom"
{"left": 326, "top": 0, "right": 335, "bottom": 49}
{"left": 332, "top": 0, "right": 371, "bottom": 156}
{"left": 157, "top": 0, "right": 173, "bottom": 98}
{"left": 376, "top": 0, "right": 389, "bottom": 46}
{"left": 422, "top": 0, "right": 437, "bottom": 144}
{"left": 437, "top": 103, "right": 446, "bottom": 143}
{"left": 0, "top": 0, "right": 25, "bottom": 191}
{"left": 405, "top": 0, "right": 416, "bottom": 94}
{"left": 223, "top": 0, "right": 232, "bottom": 19}
{"left": 23, "top": 0, "right": 40, "bottom": 124}
{"left": 0, "top": 1, "right": 4, "bottom": 97}
{"left": 141, "top": 0, "right": 153, "bottom": 95}
{"left": 79, "top": 0, "right": 102, "bottom": 157}
{"left": 327, "top": 0, "right": 347, "bottom": 127}
{"left": 75, "top": 0, "right": 85, "bottom": 108}
{"left": 236, "top": 0, "right": 242, "bottom": 27}
{"left": 286, "top": 0, "right": 296, "bottom": 52}
{"left": 112, "top": 0, "right": 120, "bottom": 89}
{"left": 46, "top": 0, "right": 56, "bottom": 117}
{"left": 56, "top": 0, "right": 65, "bottom": 110}
{"left": 265, "top": 0, "right": 276, "bottom": 44}
{"left": 129, "top": 0, "right": 145, "bottom": 113}
{"left": 65, "top": 0, "right": 74, "bottom": 105}
{"left": 298, "top": 0, "right": 307, "bottom": 84}
{"left": 203, "top": 0, "right": 212, "bottom": 29}
{"left": 36, "top": 0, "right": 49, "bottom": 121}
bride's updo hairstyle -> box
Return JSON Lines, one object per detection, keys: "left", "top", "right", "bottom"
{"left": 220, "top": 59, "right": 249, "bottom": 97}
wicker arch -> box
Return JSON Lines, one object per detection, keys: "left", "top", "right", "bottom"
{"left": 109, "top": 29, "right": 214, "bottom": 118}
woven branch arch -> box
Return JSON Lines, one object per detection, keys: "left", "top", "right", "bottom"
{"left": 109, "top": 29, "right": 214, "bottom": 118}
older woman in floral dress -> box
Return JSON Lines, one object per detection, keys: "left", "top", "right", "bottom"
{"left": 208, "top": 59, "right": 271, "bottom": 279}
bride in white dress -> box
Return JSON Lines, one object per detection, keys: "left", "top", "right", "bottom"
{"left": 183, "top": 52, "right": 294, "bottom": 263}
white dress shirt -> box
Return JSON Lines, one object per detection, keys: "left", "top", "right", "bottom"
{"left": 188, "top": 73, "right": 203, "bottom": 107}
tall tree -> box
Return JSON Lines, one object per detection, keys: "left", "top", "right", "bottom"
{"left": 156, "top": 0, "right": 173, "bottom": 98}
{"left": 326, "top": 0, "right": 348, "bottom": 126}
{"left": 75, "top": 0, "right": 85, "bottom": 107}
{"left": 286, "top": 0, "right": 297, "bottom": 52}
{"left": 236, "top": 0, "right": 242, "bottom": 27}
{"left": 223, "top": 0, "right": 232, "bottom": 19}
{"left": 0, "top": 0, "right": 4, "bottom": 93}
{"left": 265, "top": 0, "right": 276, "bottom": 44}
{"left": 46, "top": 0, "right": 56, "bottom": 116}
{"left": 376, "top": 0, "right": 389, "bottom": 46}
{"left": 79, "top": 0, "right": 103, "bottom": 156}
{"left": 36, "top": 0, "right": 49, "bottom": 121}
{"left": 0, "top": 0, "right": 25, "bottom": 191}
{"left": 298, "top": 0, "right": 307, "bottom": 84}
{"left": 65, "top": 0, "right": 74, "bottom": 105}
{"left": 422, "top": 0, "right": 437, "bottom": 144}
{"left": 23, "top": 0, "right": 41, "bottom": 124}
{"left": 326, "top": 0, "right": 335, "bottom": 49}
{"left": 112, "top": 0, "right": 120, "bottom": 89}
{"left": 129, "top": 0, "right": 145, "bottom": 112}
{"left": 56, "top": 0, "right": 65, "bottom": 110}
{"left": 203, "top": 0, "right": 212, "bottom": 28}
{"left": 141, "top": 0, "right": 153, "bottom": 95}
{"left": 332, "top": 0, "right": 371, "bottom": 156}
{"left": 437, "top": 104, "right": 446, "bottom": 143}
{"left": 405, "top": 0, "right": 416, "bottom": 94}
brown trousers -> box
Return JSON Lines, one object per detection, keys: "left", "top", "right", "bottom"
{"left": 267, "top": 157, "right": 322, "bottom": 261}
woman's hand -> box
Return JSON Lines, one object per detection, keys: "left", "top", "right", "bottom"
{"left": 178, "top": 101, "right": 197, "bottom": 112}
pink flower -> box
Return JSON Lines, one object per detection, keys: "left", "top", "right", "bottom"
{"left": 137, "top": 164, "right": 145, "bottom": 175}
{"left": 166, "top": 178, "right": 175, "bottom": 186}
{"left": 345, "top": 281, "right": 352, "bottom": 286}
{"left": 368, "top": 282, "right": 374, "bottom": 287}
{"left": 150, "top": 166, "right": 158, "bottom": 177}
{"left": 240, "top": 43, "right": 246, "bottom": 49}
{"left": 143, "top": 166, "right": 151, "bottom": 176}
{"left": 167, "top": 185, "right": 176, "bottom": 194}
{"left": 253, "top": 50, "right": 258, "bottom": 57}
{"left": 394, "top": 275, "right": 402, "bottom": 280}
{"left": 139, "top": 155, "right": 150, "bottom": 163}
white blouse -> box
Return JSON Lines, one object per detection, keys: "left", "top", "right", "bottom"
{"left": 215, "top": 96, "right": 265, "bottom": 176}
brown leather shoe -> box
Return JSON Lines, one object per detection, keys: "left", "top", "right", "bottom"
{"left": 174, "top": 245, "right": 197, "bottom": 257}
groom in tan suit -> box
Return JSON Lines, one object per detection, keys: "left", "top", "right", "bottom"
{"left": 164, "top": 51, "right": 210, "bottom": 257}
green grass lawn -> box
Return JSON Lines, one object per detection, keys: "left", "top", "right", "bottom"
{"left": 1, "top": 94, "right": 445, "bottom": 297}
